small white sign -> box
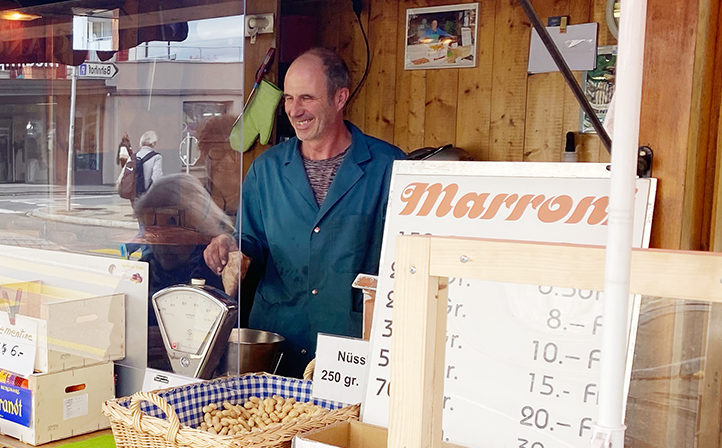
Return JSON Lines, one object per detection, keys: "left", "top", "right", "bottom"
{"left": 312, "top": 333, "right": 369, "bottom": 404}
{"left": 142, "top": 368, "right": 196, "bottom": 392}
{"left": 528, "top": 23, "right": 598, "bottom": 73}
{"left": 78, "top": 62, "right": 118, "bottom": 78}
{"left": 63, "top": 394, "right": 88, "bottom": 420}
{"left": 0, "top": 312, "right": 37, "bottom": 378}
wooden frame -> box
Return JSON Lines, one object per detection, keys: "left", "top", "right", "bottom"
{"left": 389, "top": 235, "right": 722, "bottom": 448}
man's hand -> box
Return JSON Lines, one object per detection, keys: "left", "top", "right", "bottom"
{"left": 204, "top": 233, "right": 238, "bottom": 274}
{"left": 221, "top": 251, "right": 251, "bottom": 296}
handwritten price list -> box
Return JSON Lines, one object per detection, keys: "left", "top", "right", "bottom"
{"left": 441, "top": 280, "right": 611, "bottom": 447}
{"left": 368, "top": 254, "right": 612, "bottom": 447}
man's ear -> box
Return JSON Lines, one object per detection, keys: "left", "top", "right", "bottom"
{"left": 335, "top": 87, "right": 350, "bottom": 111}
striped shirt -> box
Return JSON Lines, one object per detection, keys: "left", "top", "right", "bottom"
{"left": 302, "top": 149, "right": 348, "bottom": 205}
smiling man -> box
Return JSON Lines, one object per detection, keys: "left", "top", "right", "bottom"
{"left": 204, "top": 48, "right": 406, "bottom": 377}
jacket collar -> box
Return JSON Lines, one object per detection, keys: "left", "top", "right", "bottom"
{"left": 282, "top": 121, "right": 370, "bottom": 221}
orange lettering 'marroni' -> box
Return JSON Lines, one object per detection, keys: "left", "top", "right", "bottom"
{"left": 398, "top": 182, "right": 609, "bottom": 225}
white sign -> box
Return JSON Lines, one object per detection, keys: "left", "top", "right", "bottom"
{"left": 78, "top": 62, "right": 118, "bottom": 79}
{"left": 362, "top": 162, "right": 656, "bottom": 448}
{"left": 312, "top": 333, "right": 369, "bottom": 405}
{"left": 528, "top": 23, "right": 598, "bottom": 73}
{"left": 0, "top": 312, "right": 37, "bottom": 378}
{"left": 142, "top": 368, "right": 196, "bottom": 392}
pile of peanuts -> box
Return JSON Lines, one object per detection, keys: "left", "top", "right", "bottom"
{"left": 197, "top": 395, "right": 325, "bottom": 436}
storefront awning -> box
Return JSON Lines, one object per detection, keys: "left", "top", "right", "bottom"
{"left": 0, "top": 0, "right": 198, "bottom": 65}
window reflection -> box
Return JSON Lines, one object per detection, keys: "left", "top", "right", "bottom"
{"left": 0, "top": 0, "right": 244, "bottom": 228}
{"left": 0, "top": 0, "right": 245, "bottom": 392}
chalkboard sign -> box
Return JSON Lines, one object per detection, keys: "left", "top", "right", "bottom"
{"left": 361, "top": 162, "right": 656, "bottom": 447}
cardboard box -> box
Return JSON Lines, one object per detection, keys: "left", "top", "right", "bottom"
{"left": 0, "top": 281, "right": 125, "bottom": 373}
{"left": 0, "top": 361, "right": 114, "bottom": 445}
{"left": 293, "top": 421, "right": 463, "bottom": 448}
{"left": 293, "top": 421, "right": 387, "bottom": 448}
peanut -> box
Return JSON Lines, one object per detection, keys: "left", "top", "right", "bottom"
{"left": 196, "top": 396, "right": 327, "bottom": 435}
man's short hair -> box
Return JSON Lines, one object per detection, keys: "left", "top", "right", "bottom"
{"left": 303, "top": 48, "right": 350, "bottom": 100}
{"left": 139, "top": 130, "right": 158, "bottom": 148}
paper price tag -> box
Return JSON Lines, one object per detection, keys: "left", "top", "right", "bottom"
{"left": 0, "top": 312, "right": 37, "bottom": 378}
{"left": 312, "top": 333, "right": 369, "bottom": 404}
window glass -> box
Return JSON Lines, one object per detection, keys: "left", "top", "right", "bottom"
{"left": 0, "top": 0, "right": 245, "bottom": 397}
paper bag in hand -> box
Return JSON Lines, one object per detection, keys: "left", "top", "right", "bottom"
{"left": 222, "top": 251, "right": 251, "bottom": 296}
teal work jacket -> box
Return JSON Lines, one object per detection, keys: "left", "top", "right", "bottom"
{"left": 240, "top": 122, "right": 406, "bottom": 377}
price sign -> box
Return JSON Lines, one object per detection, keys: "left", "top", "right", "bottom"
{"left": 312, "top": 333, "right": 369, "bottom": 404}
{"left": 362, "top": 162, "right": 656, "bottom": 447}
{"left": 0, "top": 312, "right": 37, "bottom": 378}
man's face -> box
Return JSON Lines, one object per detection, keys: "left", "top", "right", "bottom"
{"left": 431, "top": 20, "right": 438, "bottom": 31}
{"left": 283, "top": 54, "right": 343, "bottom": 143}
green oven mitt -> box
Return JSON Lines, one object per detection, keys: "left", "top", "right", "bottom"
{"left": 230, "top": 79, "right": 282, "bottom": 152}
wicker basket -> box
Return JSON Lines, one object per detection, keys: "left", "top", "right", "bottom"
{"left": 102, "top": 373, "right": 360, "bottom": 448}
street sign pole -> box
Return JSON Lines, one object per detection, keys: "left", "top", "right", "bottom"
{"left": 185, "top": 132, "right": 190, "bottom": 174}
{"left": 64, "top": 62, "right": 117, "bottom": 210}
{"left": 66, "top": 66, "right": 77, "bottom": 211}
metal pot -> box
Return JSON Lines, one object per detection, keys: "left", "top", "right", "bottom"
{"left": 407, "top": 144, "right": 475, "bottom": 161}
{"left": 220, "top": 328, "right": 285, "bottom": 376}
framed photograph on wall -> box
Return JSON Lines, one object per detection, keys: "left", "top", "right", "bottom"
{"left": 404, "top": 3, "right": 479, "bottom": 70}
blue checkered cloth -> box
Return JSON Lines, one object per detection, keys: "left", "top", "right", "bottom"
{"left": 117, "top": 374, "right": 344, "bottom": 428}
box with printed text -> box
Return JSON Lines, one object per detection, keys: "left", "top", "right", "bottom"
{"left": 0, "top": 361, "right": 114, "bottom": 445}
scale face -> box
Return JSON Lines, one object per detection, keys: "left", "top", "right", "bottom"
{"left": 152, "top": 282, "right": 238, "bottom": 379}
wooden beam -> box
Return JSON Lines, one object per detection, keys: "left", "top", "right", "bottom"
{"left": 640, "top": 1, "right": 699, "bottom": 250}
{"left": 388, "top": 235, "right": 722, "bottom": 302}
{"left": 389, "top": 236, "right": 446, "bottom": 448}
{"left": 241, "top": 0, "right": 279, "bottom": 176}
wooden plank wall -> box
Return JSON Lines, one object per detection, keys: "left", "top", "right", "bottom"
{"left": 282, "top": 0, "right": 612, "bottom": 162}
{"left": 242, "top": 0, "right": 280, "bottom": 175}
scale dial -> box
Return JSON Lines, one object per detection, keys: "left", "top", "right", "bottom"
{"left": 154, "top": 290, "right": 224, "bottom": 355}
{"left": 152, "top": 282, "right": 237, "bottom": 379}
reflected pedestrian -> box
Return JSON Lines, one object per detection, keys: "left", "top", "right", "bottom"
{"left": 134, "top": 130, "right": 163, "bottom": 199}
{"left": 116, "top": 133, "right": 133, "bottom": 167}
{"left": 120, "top": 130, "right": 164, "bottom": 257}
